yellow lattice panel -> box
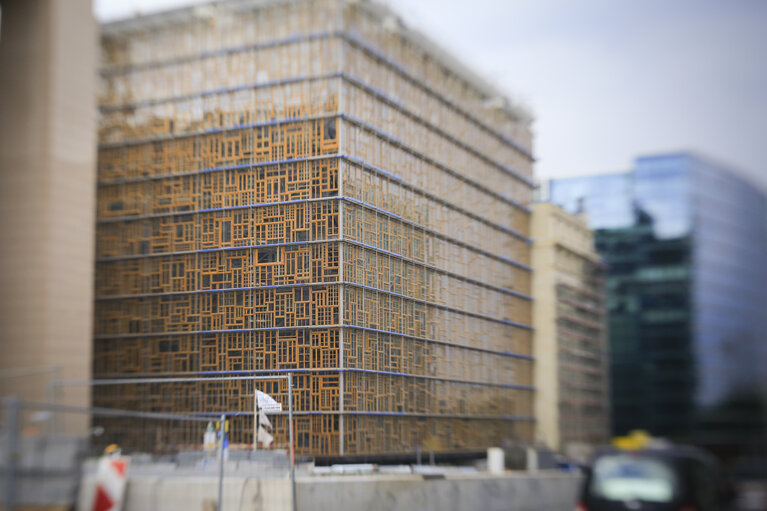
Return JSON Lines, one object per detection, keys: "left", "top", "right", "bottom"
{"left": 342, "top": 160, "right": 529, "bottom": 240}
{"left": 343, "top": 5, "right": 534, "bottom": 162}
{"left": 342, "top": 201, "right": 529, "bottom": 286}
{"left": 342, "top": 328, "right": 526, "bottom": 384}
{"left": 342, "top": 372, "right": 528, "bottom": 416}
{"left": 342, "top": 415, "right": 527, "bottom": 457}
{"left": 342, "top": 46, "right": 530, "bottom": 175}
{"left": 102, "top": 38, "right": 342, "bottom": 110}
{"left": 99, "top": 119, "right": 338, "bottom": 181}
{"left": 95, "top": 285, "right": 339, "bottom": 336}
{"left": 97, "top": 157, "right": 339, "bottom": 223}
{"left": 343, "top": 287, "right": 530, "bottom": 354}
{"left": 343, "top": 120, "right": 530, "bottom": 221}
{"left": 342, "top": 82, "right": 528, "bottom": 198}
{"left": 96, "top": 201, "right": 339, "bottom": 260}
{"left": 343, "top": 243, "right": 528, "bottom": 318}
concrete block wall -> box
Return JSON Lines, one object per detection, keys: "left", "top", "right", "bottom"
{"left": 76, "top": 469, "right": 580, "bottom": 511}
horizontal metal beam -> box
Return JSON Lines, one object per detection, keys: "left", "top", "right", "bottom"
{"left": 66, "top": 368, "right": 534, "bottom": 391}
{"left": 18, "top": 401, "right": 211, "bottom": 422}
{"left": 53, "top": 374, "right": 289, "bottom": 387}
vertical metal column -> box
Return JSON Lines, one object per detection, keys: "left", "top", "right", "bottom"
{"left": 288, "top": 373, "right": 296, "bottom": 511}
{"left": 217, "top": 413, "right": 226, "bottom": 511}
{"left": 3, "top": 396, "right": 20, "bottom": 511}
{"left": 337, "top": 2, "right": 348, "bottom": 464}
{"left": 45, "top": 366, "right": 60, "bottom": 436}
{"left": 253, "top": 390, "right": 259, "bottom": 452}
{"left": 338, "top": 199, "right": 345, "bottom": 456}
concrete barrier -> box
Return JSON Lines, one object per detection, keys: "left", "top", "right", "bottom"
{"left": 0, "top": 436, "right": 87, "bottom": 509}
{"left": 77, "top": 475, "right": 292, "bottom": 511}
{"left": 297, "top": 471, "right": 581, "bottom": 511}
{"left": 76, "top": 466, "right": 580, "bottom": 511}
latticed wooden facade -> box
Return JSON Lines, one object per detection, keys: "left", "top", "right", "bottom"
{"left": 94, "top": 0, "right": 535, "bottom": 457}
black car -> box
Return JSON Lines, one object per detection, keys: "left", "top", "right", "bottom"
{"left": 576, "top": 445, "right": 732, "bottom": 511}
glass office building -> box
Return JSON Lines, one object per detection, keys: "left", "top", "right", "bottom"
{"left": 548, "top": 153, "right": 767, "bottom": 446}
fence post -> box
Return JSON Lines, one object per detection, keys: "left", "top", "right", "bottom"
{"left": 288, "top": 373, "right": 296, "bottom": 511}
{"left": 45, "top": 366, "right": 60, "bottom": 436}
{"left": 3, "top": 396, "right": 20, "bottom": 511}
{"left": 217, "top": 413, "right": 226, "bottom": 511}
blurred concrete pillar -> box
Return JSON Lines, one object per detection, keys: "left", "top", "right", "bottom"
{"left": 487, "top": 447, "right": 505, "bottom": 474}
{"left": 0, "top": 0, "right": 96, "bottom": 434}
{"left": 526, "top": 447, "right": 538, "bottom": 472}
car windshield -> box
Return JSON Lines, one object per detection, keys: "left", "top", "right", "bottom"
{"left": 590, "top": 454, "right": 678, "bottom": 503}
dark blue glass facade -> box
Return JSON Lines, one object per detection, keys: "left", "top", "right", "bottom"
{"left": 549, "top": 153, "right": 767, "bottom": 446}
{"left": 690, "top": 159, "right": 767, "bottom": 409}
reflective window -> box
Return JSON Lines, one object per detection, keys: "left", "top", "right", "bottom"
{"left": 590, "top": 455, "right": 678, "bottom": 503}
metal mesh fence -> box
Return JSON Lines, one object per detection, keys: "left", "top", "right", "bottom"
{"left": 1, "top": 374, "right": 297, "bottom": 511}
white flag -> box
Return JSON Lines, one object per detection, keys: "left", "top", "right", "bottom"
{"left": 257, "top": 425, "right": 273, "bottom": 448}
{"left": 259, "top": 408, "right": 272, "bottom": 429}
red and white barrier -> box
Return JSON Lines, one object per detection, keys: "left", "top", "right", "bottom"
{"left": 91, "top": 455, "right": 130, "bottom": 511}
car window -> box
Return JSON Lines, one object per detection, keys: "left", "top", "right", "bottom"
{"left": 590, "top": 454, "right": 678, "bottom": 503}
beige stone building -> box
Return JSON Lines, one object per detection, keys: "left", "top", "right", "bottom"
{"left": 531, "top": 202, "right": 610, "bottom": 457}
{"left": 0, "top": 0, "right": 97, "bottom": 434}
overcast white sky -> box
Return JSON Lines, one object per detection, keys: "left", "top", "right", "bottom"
{"left": 96, "top": 0, "right": 767, "bottom": 189}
